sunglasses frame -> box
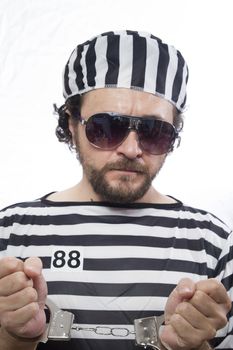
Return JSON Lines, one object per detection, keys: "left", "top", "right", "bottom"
{"left": 78, "top": 112, "right": 181, "bottom": 155}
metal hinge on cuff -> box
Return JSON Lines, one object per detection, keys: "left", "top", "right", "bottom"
{"left": 39, "top": 298, "right": 74, "bottom": 343}
{"left": 134, "top": 315, "right": 165, "bottom": 350}
{"left": 40, "top": 297, "right": 164, "bottom": 350}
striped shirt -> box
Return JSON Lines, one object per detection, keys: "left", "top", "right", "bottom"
{"left": 0, "top": 194, "right": 233, "bottom": 350}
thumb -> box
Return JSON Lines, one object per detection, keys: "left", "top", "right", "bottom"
{"left": 24, "top": 257, "right": 48, "bottom": 308}
{"left": 165, "top": 278, "right": 196, "bottom": 322}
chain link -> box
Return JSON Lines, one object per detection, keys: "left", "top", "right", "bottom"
{"left": 72, "top": 325, "right": 136, "bottom": 337}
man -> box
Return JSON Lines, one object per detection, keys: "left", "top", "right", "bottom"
{"left": 0, "top": 30, "right": 232, "bottom": 350}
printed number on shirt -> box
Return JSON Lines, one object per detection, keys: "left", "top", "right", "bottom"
{"left": 51, "top": 247, "right": 83, "bottom": 271}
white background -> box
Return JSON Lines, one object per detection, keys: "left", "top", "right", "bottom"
{"left": 0, "top": 0, "right": 232, "bottom": 228}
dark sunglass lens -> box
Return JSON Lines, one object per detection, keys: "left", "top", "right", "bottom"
{"left": 85, "top": 114, "right": 130, "bottom": 149}
{"left": 138, "top": 119, "right": 176, "bottom": 155}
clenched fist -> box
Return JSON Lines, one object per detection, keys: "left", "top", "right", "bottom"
{"left": 0, "top": 256, "right": 47, "bottom": 342}
{"left": 160, "top": 278, "right": 231, "bottom": 350}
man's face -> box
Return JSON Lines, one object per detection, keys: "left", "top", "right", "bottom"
{"left": 70, "top": 88, "right": 175, "bottom": 203}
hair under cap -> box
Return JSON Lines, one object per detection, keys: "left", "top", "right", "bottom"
{"left": 63, "top": 30, "right": 189, "bottom": 112}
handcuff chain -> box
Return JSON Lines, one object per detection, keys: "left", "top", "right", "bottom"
{"left": 44, "top": 298, "right": 164, "bottom": 349}
{"left": 72, "top": 325, "right": 136, "bottom": 337}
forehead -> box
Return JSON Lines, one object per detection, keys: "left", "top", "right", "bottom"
{"left": 80, "top": 88, "right": 176, "bottom": 123}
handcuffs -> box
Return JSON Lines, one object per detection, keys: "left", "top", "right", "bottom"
{"left": 39, "top": 298, "right": 165, "bottom": 350}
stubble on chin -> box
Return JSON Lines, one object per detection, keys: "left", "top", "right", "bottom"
{"left": 76, "top": 137, "right": 165, "bottom": 203}
{"left": 81, "top": 158, "right": 163, "bottom": 203}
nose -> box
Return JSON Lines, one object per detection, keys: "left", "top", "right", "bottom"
{"left": 116, "top": 130, "right": 143, "bottom": 159}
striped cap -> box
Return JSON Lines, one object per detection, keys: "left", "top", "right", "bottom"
{"left": 63, "top": 30, "right": 189, "bottom": 112}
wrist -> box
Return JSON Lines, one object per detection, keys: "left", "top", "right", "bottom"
{"left": 0, "top": 327, "right": 39, "bottom": 350}
{"left": 158, "top": 338, "right": 212, "bottom": 350}
{"left": 158, "top": 326, "right": 212, "bottom": 350}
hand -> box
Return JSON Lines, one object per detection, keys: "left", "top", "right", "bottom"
{"left": 160, "top": 278, "right": 231, "bottom": 350}
{"left": 0, "top": 256, "right": 47, "bottom": 340}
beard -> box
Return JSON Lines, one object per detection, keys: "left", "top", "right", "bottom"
{"left": 77, "top": 144, "right": 164, "bottom": 203}
{"left": 84, "top": 159, "right": 152, "bottom": 203}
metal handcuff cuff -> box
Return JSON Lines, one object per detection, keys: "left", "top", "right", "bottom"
{"left": 39, "top": 298, "right": 165, "bottom": 350}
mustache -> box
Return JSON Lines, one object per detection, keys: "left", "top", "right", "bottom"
{"left": 102, "top": 159, "right": 148, "bottom": 173}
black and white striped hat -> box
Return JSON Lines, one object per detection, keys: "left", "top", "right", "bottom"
{"left": 63, "top": 30, "right": 188, "bottom": 112}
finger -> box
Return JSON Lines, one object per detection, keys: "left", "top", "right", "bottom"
{"left": 176, "top": 278, "right": 196, "bottom": 299}
{"left": 169, "top": 313, "right": 206, "bottom": 348}
{"left": 0, "top": 271, "right": 33, "bottom": 296}
{"left": 160, "top": 312, "right": 211, "bottom": 350}
{"left": 1, "top": 303, "right": 46, "bottom": 339}
{"left": 0, "top": 257, "right": 24, "bottom": 278}
{"left": 175, "top": 301, "right": 217, "bottom": 339}
{"left": 159, "top": 321, "right": 201, "bottom": 350}
{"left": 1, "top": 302, "right": 39, "bottom": 328}
{"left": 24, "top": 257, "right": 43, "bottom": 278}
{"left": 24, "top": 257, "right": 47, "bottom": 308}
{"left": 165, "top": 278, "right": 196, "bottom": 321}
{"left": 196, "top": 279, "right": 231, "bottom": 313}
{"left": 0, "top": 287, "right": 38, "bottom": 313}
{"left": 189, "top": 290, "right": 228, "bottom": 329}
{"left": 32, "top": 273, "right": 48, "bottom": 309}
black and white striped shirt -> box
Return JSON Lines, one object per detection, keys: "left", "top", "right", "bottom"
{"left": 0, "top": 194, "right": 232, "bottom": 350}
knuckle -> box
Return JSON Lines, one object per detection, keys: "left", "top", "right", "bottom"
{"left": 176, "top": 337, "right": 189, "bottom": 349}
{"left": 176, "top": 301, "right": 191, "bottom": 314}
{"left": 208, "top": 326, "right": 217, "bottom": 340}
{"left": 201, "top": 322, "right": 217, "bottom": 341}
{"left": 1, "top": 312, "right": 13, "bottom": 328}
{"left": 191, "top": 333, "right": 205, "bottom": 348}
{"left": 209, "top": 278, "right": 221, "bottom": 292}
{"left": 216, "top": 313, "right": 228, "bottom": 329}
{"left": 0, "top": 299, "right": 4, "bottom": 313}
{"left": 170, "top": 312, "right": 183, "bottom": 324}
{"left": 176, "top": 332, "right": 200, "bottom": 349}
{"left": 209, "top": 278, "right": 221, "bottom": 286}
{"left": 2, "top": 257, "right": 23, "bottom": 273}
{"left": 191, "top": 289, "right": 204, "bottom": 304}
{"left": 15, "top": 271, "right": 32, "bottom": 289}
{"left": 24, "top": 287, "right": 38, "bottom": 302}
{"left": 196, "top": 278, "right": 221, "bottom": 293}
{"left": 225, "top": 297, "right": 232, "bottom": 312}
{"left": 0, "top": 296, "right": 8, "bottom": 314}
{"left": 28, "top": 301, "right": 39, "bottom": 315}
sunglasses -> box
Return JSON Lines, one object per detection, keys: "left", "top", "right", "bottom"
{"left": 78, "top": 112, "right": 180, "bottom": 155}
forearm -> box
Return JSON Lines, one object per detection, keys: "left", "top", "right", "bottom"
{"left": 0, "top": 328, "right": 38, "bottom": 350}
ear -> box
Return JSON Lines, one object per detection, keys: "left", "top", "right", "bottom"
{"left": 67, "top": 113, "right": 79, "bottom": 147}
{"left": 67, "top": 111, "right": 74, "bottom": 134}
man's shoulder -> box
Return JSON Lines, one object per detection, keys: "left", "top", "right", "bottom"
{"left": 1, "top": 196, "right": 47, "bottom": 211}
{"left": 1, "top": 199, "right": 41, "bottom": 213}
{"left": 0, "top": 192, "right": 56, "bottom": 218}
{"left": 180, "top": 202, "right": 232, "bottom": 237}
